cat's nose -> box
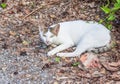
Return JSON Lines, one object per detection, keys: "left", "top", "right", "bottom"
{"left": 46, "top": 41, "right": 50, "bottom": 45}
{"left": 46, "top": 40, "right": 49, "bottom": 43}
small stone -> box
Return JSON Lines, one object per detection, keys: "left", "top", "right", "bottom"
{"left": 22, "top": 40, "right": 29, "bottom": 45}
{"left": 2, "top": 67, "right": 7, "bottom": 72}
{"left": 25, "top": 74, "right": 31, "bottom": 78}
{"left": 35, "top": 15, "right": 39, "bottom": 19}
{"left": 9, "top": 31, "right": 16, "bottom": 36}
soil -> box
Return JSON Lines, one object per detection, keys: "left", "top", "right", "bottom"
{"left": 0, "top": 0, "right": 120, "bottom": 84}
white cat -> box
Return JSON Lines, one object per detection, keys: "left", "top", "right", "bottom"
{"left": 39, "top": 20, "right": 111, "bottom": 57}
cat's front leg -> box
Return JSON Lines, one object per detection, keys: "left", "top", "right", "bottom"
{"left": 57, "top": 52, "right": 79, "bottom": 57}
{"left": 47, "top": 43, "right": 74, "bottom": 56}
{"left": 47, "top": 50, "right": 56, "bottom": 56}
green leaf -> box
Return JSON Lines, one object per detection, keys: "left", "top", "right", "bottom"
{"left": 113, "top": 3, "right": 120, "bottom": 10}
{"left": 107, "top": 24, "right": 113, "bottom": 30}
{"left": 101, "top": 6, "right": 111, "bottom": 14}
{"left": 108, "top": 14, "right": 115, "bottom": 21}
{"left": 99, "top": 19, "right": 104, "bottom": 24}
{"left": 72, "top": 62, "right": 80, "bottom": 67}
{"left": 0, "top": 3, "right": 7, "bottom": 9}
{"left": 55, "top": 57, "right": 60, "bottom": 62}
{"left": 116, "top": 0, "right": 120, "bottom": 3}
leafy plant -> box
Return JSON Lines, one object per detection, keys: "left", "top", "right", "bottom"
{"left": 72, "top": 62, "right": 80, "bottom": 67}
{"left": 0, "top": 3, "right": 7, "bottom": 9}
{"left": 55, "top": 57, "right": 61, "bottom": 62}
{"left": 100, "top": 0, "right": 120, "bottom": 30}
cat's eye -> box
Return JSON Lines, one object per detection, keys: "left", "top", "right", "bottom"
{"left": 50, "top": 35, "right": 54, "bottom": 38}
{"left": 43, "top": 34, "right": 46, "bottom": 37}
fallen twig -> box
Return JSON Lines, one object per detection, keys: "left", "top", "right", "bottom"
{"left": 101, "top": 62, "right": 119, "bottom": 72}
{"left": 22, "top": 4, "right": 46, "bottom": 20}
{"left": 22, "top": 1, "right": 60, "bottom": 20}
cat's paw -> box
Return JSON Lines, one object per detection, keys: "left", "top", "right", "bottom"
{"left": 56, "top": 53, "right": 64, "bottom": 56}
{"left": 57, "top": 53, "right": 76, "bottom": 57}
{"left": 57, "top": 53, "right": 68, "bottom": 57}
{"left": 47, "top": 51, "right": 55, "bottom": 56}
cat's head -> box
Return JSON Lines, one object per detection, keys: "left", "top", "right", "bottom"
{"left": 39, "top": 24, "right": 60, "bottom": 46}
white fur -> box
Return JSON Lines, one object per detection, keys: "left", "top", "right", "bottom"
{"left": 40, "top": 20, "right": 111, "bottom": 57}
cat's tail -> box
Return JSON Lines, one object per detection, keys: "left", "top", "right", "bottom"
{"left": 90, "top": 33, "right": 116, "bottom": 54}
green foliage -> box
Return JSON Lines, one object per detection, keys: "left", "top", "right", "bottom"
{"left": 0, "top": 3, "right": 7, "bottom": 9}
{"left": 55, "top": 57, "right": 61, "bottom": 62}
{"left": 72, "top": 62, "right": 80, "bottom": 67}
{"left": 100, "top": 0, "right": 120, "bottom": 30}
{"left": 101, "top": 6, "right": 111, "bottom": 14}
{"left": 117, "top": 0, "right": 120, "bottom": 3}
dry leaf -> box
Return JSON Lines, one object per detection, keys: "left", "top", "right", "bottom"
{"left": 9, "top": 31, "right": 16, "bottom": 36}
{"left": 100, "top": 68, "right": 106, "bottom": 74}
{"left": 2, "top": 66, "right": 7, "bottom": 72}
{"left": 50, "top": 14, "right": 56, "bottom": 18}
{"left": 101, "top": 62, "right": 119, "bottom": 71}
{"left": 22, "top": 40, "right": 29, "bottom": 45}
{"left": 109, "top": 60, "right": 120, "bottom": 67}
{"left": 24, "top": 9, "right": 30, "bottom": 15}
{"left": 25, "top": 74, "right": 31, "bottom": 78}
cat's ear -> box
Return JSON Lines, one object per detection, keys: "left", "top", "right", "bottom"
{"left": 51, "top": 24, "right": 60, "bottom": 35}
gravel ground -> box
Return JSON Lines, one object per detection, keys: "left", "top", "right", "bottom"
{"left": 0, "top": 0, "right": 120, "bottom": 84}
